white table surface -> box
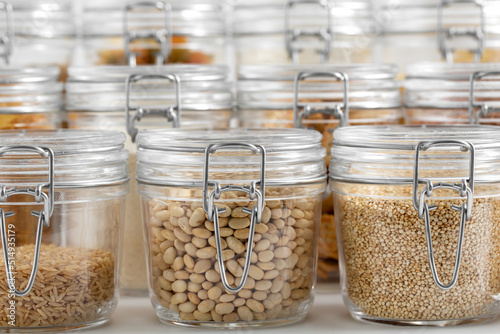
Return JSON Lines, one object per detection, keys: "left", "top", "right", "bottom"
{"left": 80, "top": 284, "right": 500, "bottom": 334}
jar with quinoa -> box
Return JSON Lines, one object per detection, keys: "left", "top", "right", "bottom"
{"left": 330, "top": 125, "right": 500, "bottom": 326}
{"left": 237, "top": 64, "right": 402, "bottom": 282}
{"left": 136, "top": 128, "right": 327, "bottom": 327}
{"left": 0, "top": 130, "right": 129, "bottom": 330}
{"left": 65, "top": 65, "right": 233, "bottom": 294}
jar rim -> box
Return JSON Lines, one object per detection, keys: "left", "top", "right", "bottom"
{"left": 0, "top": 67, "right": 60, "bottom": 83}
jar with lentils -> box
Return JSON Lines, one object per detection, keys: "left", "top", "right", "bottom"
{"left": 330, "top": 125, "right": 500, "bottom": 326}
{"left": 136, "top": 128, "right": 327, "bottom": 327}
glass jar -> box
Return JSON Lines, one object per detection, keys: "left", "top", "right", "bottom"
{"left": 330, "top": 125, "right": 500, "bottom": 326}
{"left": 373, "top": 0, "right": 500, "bottom": 73}
{"left": 66, "top": 65, "right": 233, "bottom": 294}
{"left": 136, "top": 128, "right": 327, "bottom": 327}
{"left": 238, "top": 64, "right": 402, "bottom": 282}
{"left": 233, "top": 0, "right": 373, "bottom": 66}
{"left": 405, "top": 62, "right": 500, "bottom": 125}
{"left": 0, "top": 129, "right": 129, "bottom": 330}
{"left": 0, "top": 67, "right": 62, "bottom": 130}
{"left": 77, "top": 0, "right": 228, "bottom": 67}
{"left": 0, "top": 0, "right": 75, "bottom": 81}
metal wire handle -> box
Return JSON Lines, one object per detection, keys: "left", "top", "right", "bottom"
{"left": 202, "top": 143, "right": 266, "bottom": 293}
{"left": 0, "top": 145, "right": 55, "bottom": 297}
{"left": 468, "top": 70, "right": 500, "bottom": 124}
{"left": 0, "top": 2, "right": 13, "bottom": 65}
{"left": 124, "top": 1, "right": 171, "bottom": 66}
{"left": 412, "top": 140, "right": 475, "bottom": 290}
{"left": 293, "top": 71, "right": 349, "bottom": 129}
{"left": 437, "top": 0, "right": 485, "bottom": 63}
{"left": 125, "top": 73, "right": 181, "bottom": 142}
{"left": 285, "top": 0, "right": 333, "bottom": 64}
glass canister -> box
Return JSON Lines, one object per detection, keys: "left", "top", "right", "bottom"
{"left": 136, "top": 128, "right": 327, "bottom": 327}
{"left": 238, "top": 64, "right": 402, "bottom": 281}
{"left": 0, "top": 129, "right": 129, "bottom": 330}
{"left": 330, "top": 125, "right": 500, "bottom": 326}
{"left": 233, "top": 0, "right": 373, "bottom": 66}
{"left": 373, "top": 0, "right": 500, "bottom": 72}
{"left": 77, "top": 0, "right": 228, "bottom": 67}
{"left": 0, "top": 67, "right": 62, "bottom": 130}
{"left": 0, "top": 0, "right": 75, "bottom": 81}
{"left": 405, "top": 62, "right": 500, "bottom": 125}
{"left": 66, "top": 65, "right": 233, "bottom": 294}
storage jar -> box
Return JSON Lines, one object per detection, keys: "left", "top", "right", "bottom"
{"left": 136, "top": 128, "right": 327, "bottom": 327}
{"left": 0, "top": 129, "right": 129, "bottom": 330}
{"left": 330, "top": 125, "right": 500, "bottom": 326}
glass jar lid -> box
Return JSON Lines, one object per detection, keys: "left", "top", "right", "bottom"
{"left": 0, "top": 129, "right": 129, "bottom": 188}
{"left": 0, "top": 67, "right": 62, "bottom": 114}
{"left": 330, "top": 125, "right": 500, "bottom": 185}
{"left": 136, "top": 128, "right": 327, "bottom": 187}
{"left": 238, "top": 64, "right": 401, "bottom": 111}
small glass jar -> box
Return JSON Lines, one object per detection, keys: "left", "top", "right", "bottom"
{"left": 0, "top": 0, "right": 75, "bottom": 81}
{"left": 66, "top": 65, "right": 233, "bottom": 294}
{"left": 373, "top": 0, "right": 500, "bottom": 73}
{"left": 77, "top": 0, "right": 228, "bottom": 67}
{"left": 0, "top": 67, "right": 62, "bottom": 130}
{"left": 330, "top": 125, "right": 500, "bottom": 326}
{"left": 0, "top": 129, "right": 129, "bottom": 330}
{"left": 233, "top": 0, "right": 373, "bottom": 66}
{"left": 405, "top": 62, "right": 500, "bottom": 125}
{"left": 238, "top": 64, "right": 402, "bottom": 281}
{"left": 137, "top": 128, "right": 327, "bottom": 327}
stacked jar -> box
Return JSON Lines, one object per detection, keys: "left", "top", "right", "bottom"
{"left": 65, "top": 65, "right": 233, "bottom": 293}
{"left": 233, "top": 0, "right": 373, "bottom": 66}
{"left": 0, "top": 67, "right": 62, "bottom": 130}
{"left": 237, "top": 64, "right": 402, "bottom": 281}
{"left": 0, "top": 130, "right": 129, "bottom": 330}
{"left": 136, "top": 128, "right": 326, "bottom": 327}
{"left": 76, "top": 0, "right": 229, "bottom": 66}
{"left": 0, "top": 0, "right": 75, "bottom": 81}
{"left": 405, "top": 62, "right": 500, "bottom": 125}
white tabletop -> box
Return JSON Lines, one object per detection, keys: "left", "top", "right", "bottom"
{"left": 81, "top": 284, "right": 500, "bottom": 334}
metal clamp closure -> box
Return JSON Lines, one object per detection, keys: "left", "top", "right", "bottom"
{"left": 0, "top": 2, "right": 13, "bottom": 65}
{"left": 126, "top": 73, "right": 181, "bottom": 142}
{"left": 293, "top": 71, "right": 349, "bottom": 129}
{"left": 123, "top": 1, "right": 171, "bottom": 66}
{"left": 469, "top": 71, "right": 500, "bottom": 124}
{"left": 412, "top": 140, "right": 475, "bottom": 290}
{"left": 285, "top": 0, "right": 333, "bottom": 64}
{"left": 202, "top": 143, "right": 266, "bottom": 293}
{"left": 437, "top": 0, "right": 485, "bottom": 63}
{"left": 0, "top": 145, "right": 55, "bottom": 297}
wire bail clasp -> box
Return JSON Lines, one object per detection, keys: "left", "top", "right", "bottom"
{"left": 0, "top": 2, "right": 13, "bottom": 65}
{"left": 0, "top": 145, "right": 55, "bottom": 297}
{"left": 412, "top": 140, "right": 475, "bottom": 290}
{"left": 468, "top": 70, "right": 500, "bottom": 124}
{"left": 202, "top": 143, "right": 266, "bottom": 293}
{"left": 293, "top": 71, "right": 349, "bottom": 129}
{"left": 285, "top": 0, "right": 333, "bottom": 64}
{"left": 437, "top": 0, "right": 485, "bottom": 63}
{"left": 126, "top": 73, "right": 181, "bottom": 142}
{"left": 123, "top": 1, "right": 171, "bottom": 66}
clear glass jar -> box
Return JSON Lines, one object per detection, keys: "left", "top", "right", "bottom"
{"left": 76, "top": 0, "right": 228, "bottom": 67}
{"left": 330, "top": 125, "right": 500, "bottom": 326}
{"left": 405, "top": 62, "right": 500, "bottom": 125}
{"left": 0, "top": 129, "right": 129, "bottom": 330}
{"left": 233, "top": 0, "right": 373, "bottom": 66}
{"left": 0, "top": 0, "right": 75, "bottom": 81}
{"left": 373, "top": 0, "right": 500, "bottom": 74}
{"left": 0, "top": 67, "right": 62, "bottom": 130}
{"left": 238, "top": 64, "right": 402, "bottom": 282}
{"left": 136, "top": 128, "right": 327, "bottom": 327}
{"left": 66, "top": 65, "right": 233, "bottom": 294}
